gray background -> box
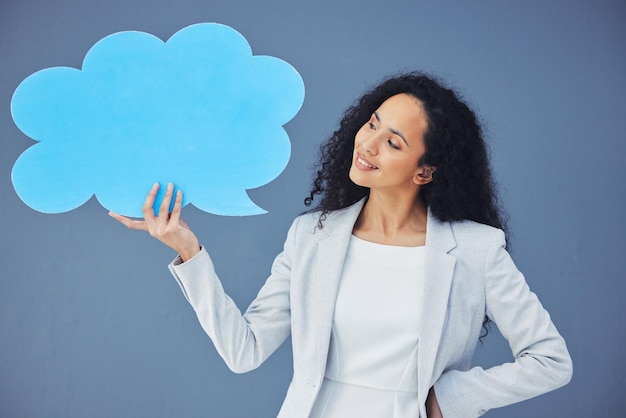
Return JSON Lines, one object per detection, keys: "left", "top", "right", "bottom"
{"left": 1, "top": 0, "right": 625, "bottom": 416}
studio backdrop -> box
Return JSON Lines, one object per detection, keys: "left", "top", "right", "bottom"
{"left": 1, "top": 1, "right": 625, "bottom": 417}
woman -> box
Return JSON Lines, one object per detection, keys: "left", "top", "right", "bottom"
{"left": 110, "top": 72, "right": 572, "bottom": 417}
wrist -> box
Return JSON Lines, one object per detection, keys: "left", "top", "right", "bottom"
{"left": 179, "top": 244, "right": 201, "bottom": 262}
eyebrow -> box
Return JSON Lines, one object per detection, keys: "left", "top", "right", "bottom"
{"left": 374, "top": 111, "right": 409, "bottom": 147}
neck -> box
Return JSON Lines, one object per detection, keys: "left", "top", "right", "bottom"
{"left": 354, "top": 189, "right": 428, "bottom": 245}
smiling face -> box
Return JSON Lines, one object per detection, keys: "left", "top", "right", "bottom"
{"left": 349, "top": 93, "right": 433, "bottom": 196}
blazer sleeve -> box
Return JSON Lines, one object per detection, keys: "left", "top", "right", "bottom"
{"left": 167, "top": 219, "right": 298, "bottom": 374}
{"left": 434, "top": 229, "right": 573, "bottom": 417}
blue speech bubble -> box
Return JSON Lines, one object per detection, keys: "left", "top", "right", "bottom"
{"left": 11, "top": 23, "right": 305, "bottom": 216}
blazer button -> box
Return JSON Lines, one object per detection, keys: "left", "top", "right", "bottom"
{"left": 478, "top": 409, "right": 486, "bottom": 416}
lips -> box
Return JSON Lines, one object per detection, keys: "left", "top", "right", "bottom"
{"left": 355, "top": 152, "right": 378, "bottom": 170}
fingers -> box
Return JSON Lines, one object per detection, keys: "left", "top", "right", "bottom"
{"left": 142, "top": 182, "right": 160, "bottom": 221}
{"left": 113, "top": 182, "right": 182, "bottom": 236}
{"left": 158, "top": 182, "right": 175, "bottom": 220}
{"left": 108, "top": 211, "right": 148, "bottom": 231}
{"left": 169, "top": 189, "right": 183, "bottom": 226}
{"left": 109, "top": 183, "right": 195, "bottom": 256}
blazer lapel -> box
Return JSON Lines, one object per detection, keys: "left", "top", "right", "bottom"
{"left": 418, "top": 208, "right": 457, "bottom": 394}
{"left": 306, "top": 201, "right": 458, "bottom": 394}
{"left": 310, "top": 200, "right": 365, "bottom": 374}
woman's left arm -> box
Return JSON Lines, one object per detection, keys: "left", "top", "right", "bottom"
{"left": 434, "top": 229, "right": 573, "bottom": 418}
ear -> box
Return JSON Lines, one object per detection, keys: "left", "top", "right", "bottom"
{"left": 413, "top": 165, "right": 436, "bottom": 185}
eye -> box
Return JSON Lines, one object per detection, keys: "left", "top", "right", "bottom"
{"left": 387, "top": 139, "right": 400, "bottom": 150}
{"left": 368, "top": 121, "right": 376, "bottom": 130}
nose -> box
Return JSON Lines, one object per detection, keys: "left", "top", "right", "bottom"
{"left": 362, "top": 131, "right": 382, "bottom": 156}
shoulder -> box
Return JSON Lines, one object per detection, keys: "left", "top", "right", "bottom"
{"left": 448, "top": 218, "right": 506, "bottom": 253}
{"left": 451, "top": 219, "right": 503, "bottom": 240}
{"left": 279, "top": 202, "right": 362, "bottom": 259}
{"left": 290, "top": 199, "right": 366, "bottom": 238}
{"left": 442, "top": 220, "right": 512, "bottom": 281}
{"left": 289, "top": 211, "right": 319, "bottom": 237}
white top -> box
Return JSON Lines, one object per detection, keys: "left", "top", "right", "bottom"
{"left": 310, "top": 235, "right": 426, "bottom": 418}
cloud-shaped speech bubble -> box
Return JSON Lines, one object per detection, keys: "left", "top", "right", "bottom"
{"left": 11, "top": 23, "right": 304, "bottom": 216}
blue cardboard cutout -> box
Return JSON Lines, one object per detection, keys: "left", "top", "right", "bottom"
{"left": 11, "top": 23, "right": 305, "bottom": 216}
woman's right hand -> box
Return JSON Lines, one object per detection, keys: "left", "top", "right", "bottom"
{"left": 109, "top": 182, "right": 201, "bottom": 262}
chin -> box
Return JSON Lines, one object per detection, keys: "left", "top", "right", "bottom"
{"left": 348, "top": 168, "right": 370, "bottom": 188}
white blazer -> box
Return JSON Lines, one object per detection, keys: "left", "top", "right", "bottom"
{"left": 169, "top": 200, "right": 572, "bottom": 417}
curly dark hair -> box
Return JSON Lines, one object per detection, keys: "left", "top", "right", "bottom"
{"left": 305, "top": 71, "right": 507, "bottom": 341}
{"left": 305, "top": 71, "right": 508, "bottom": 240}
